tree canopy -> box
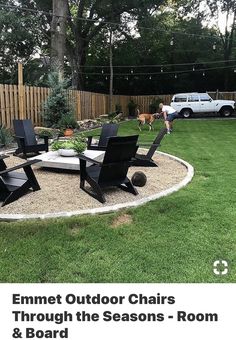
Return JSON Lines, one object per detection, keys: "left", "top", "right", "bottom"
{"left": 0, "top": 0, "right": 235, "bottom": 93}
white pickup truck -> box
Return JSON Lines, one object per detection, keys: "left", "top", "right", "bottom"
{"left": 170, "top": 93, "right": 235, "bottom": 118}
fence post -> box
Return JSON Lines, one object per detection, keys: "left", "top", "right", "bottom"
{"left": 18, "top": 63, "right": 25, "bottom": 119}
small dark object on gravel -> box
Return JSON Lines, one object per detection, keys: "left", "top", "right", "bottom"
{"left": 131, "top": 171, "right": 147, "bottom": 187}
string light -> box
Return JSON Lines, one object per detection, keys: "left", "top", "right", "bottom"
{"left": 170, "top": 37, "right": 174, "bottom": 46}
{"left": 202, "top": 71, "right": 205, "bottom": 76}
{"left": 131, "top": 68, "right": 133, "bottom": 74}
{"left": 83, "top": 59, "right": 236, "bottom": 68}
{"left": 56, "top": 22, "right": 61, "bottom": 32}
{"left": 149, "top": 75, "right": 152, "bottom": 79}
{"left": 82, "top": 64, "right": 236, "bottom": 77}
{"left": 213, "top": 43, "right": 216, "bottom": 50}
{"left": 192, "top": 66, "right": 195, "bottom": 71}
{"left": 101, "top": 69, "right": 104, "bottom": 74}
{"left": 175, "top": 74, "right": 177, "bottom": 78}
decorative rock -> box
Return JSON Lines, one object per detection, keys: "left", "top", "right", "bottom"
{"left": 78, "top": 119, "right": 102, "bottom": 131}
{"left": 115, "top": 112, "right": 126, "bottom": 120}
{"left": 131, "top": 171, "right": 147, "bottom": 187}
{"left": 34, "top": 126, "right": 60, "bottom": 135}
{"left": 100, "top": 114, "right": 109, "bottom": 119}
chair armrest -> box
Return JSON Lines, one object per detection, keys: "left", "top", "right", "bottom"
{"left": 77, "top": 153, "right": 102, "bottom": 165}
{"left": 0, "top": 160, "right": 40, "bottom": 175}
{"left": 0, "top": 154, "right": 9, "bottom": 160}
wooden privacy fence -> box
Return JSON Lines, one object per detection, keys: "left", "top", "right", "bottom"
{"left": 0, "top": 84, "right": 50, "bottom": 128}
{"left": 0, "top": 84, "right": 236, "bottom": 128}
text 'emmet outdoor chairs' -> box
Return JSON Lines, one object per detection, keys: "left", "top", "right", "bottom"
{"left": 132, "top": 127, "right": 167, "bottom": 167}
{"left": 78, "top": 135, "right": 139, "bottom": 203}
{"left": 0, "top": 154, "right": 40, "bottom": 207}
{"left": 87, "top": 123, "right": 119, "bottom": 151}
{"left": 13, "top": 119, "right": 49, "bottom": 158}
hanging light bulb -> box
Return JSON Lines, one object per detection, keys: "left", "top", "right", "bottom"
{"left": 131, "top": 68, "right": 133, "bottom": 74}
{"left": 202, "top": 71, "right": 205, "bottom": 76}
{"left": 101, "top": 69, "right": 104, "bottom": 74}
{"left": 56, "top": 22, "right": 61, "bottom": 32}
{"left": 175, "top": 74, "right": 177, "bottom": 79}
{"left": 149, "top": 75, "right": 152, "bottom": 80}
{"left": 192, "top": 66, "right": 195, "bottom": 71}
{"left": 161, "top": 67, "right": 163, "bottom": 73}
{"left": 234, "top": 69, "right": 236, "bottom": 73}
{"left": 213, "top": 43, "right": 216, "bottom": 50}
{"left": 170, "top": 37, "right": 174, "bottom": 46}
{"left": 126, "top": 76, "right": 129, "bottom": 80}
{"left": 105, "top": 76, "right": 108, "bottom": 80}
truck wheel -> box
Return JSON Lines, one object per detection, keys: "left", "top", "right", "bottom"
{"left": 181, "top": 109, "right": 192, "bottom": 118}
{"left": 220, "top": 108, "right": 232, "bottom": 117}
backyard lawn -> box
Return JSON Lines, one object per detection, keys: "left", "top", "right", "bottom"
{"left": 0, "top": 119, "right": 235, "bottom": 283}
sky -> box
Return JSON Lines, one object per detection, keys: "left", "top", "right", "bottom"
{"left": 217, "top": 13, "right": 235, "bottom": 33}
{"left": 199, "top": 1, "right": 235, "bottom": 34}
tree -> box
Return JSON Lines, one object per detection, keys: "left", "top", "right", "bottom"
{"left": 209, "top": 0, "right": 236, "bottom": 89}
{"left": 177, "top": 0, "right": 236, "bottom": 89}
{"left": 2, "top": 0, "right": 233, "bottom": 93}
{"left": 51, "top": 0, "right": 68, "bottom": 76}
{"left": 0, "top": 2, "right": 43, "bottom": 83}
{"left": 65, "top": 0, "right": 166, "bottom": 90}
{"left": 85, "top": 9, "right": 222, "bottom": 95}
{"left": 42, "top": 72, "right": 71, "bottom": 127}
{"left": 0, "top": 0, "right": 50, "bottom": 84}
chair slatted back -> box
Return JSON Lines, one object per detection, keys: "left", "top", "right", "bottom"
{"left": 13, "top": 119, "right": 37, "bottom": 146}
{"left": 146, "top": 128, "right": 167, "bottom": 159}
{"left": 98, "top": 123, "right": 119, "bottom": 147}
{"left": 99, "top": 135, "right": 138, "bottom": 183}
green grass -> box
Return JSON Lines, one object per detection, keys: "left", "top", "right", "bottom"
{"left": 0, "top": 119, "right": 236, "bottom": 283}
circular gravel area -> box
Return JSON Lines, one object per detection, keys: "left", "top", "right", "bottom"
{"left": 0, "top": 150, "right": 193, "bottom": 220}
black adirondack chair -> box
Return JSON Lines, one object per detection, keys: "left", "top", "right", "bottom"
{"left": 87, "top": 123, "right": 119, "bottom": 151}
{"left": 78, "top": 135, "right": 139, "bottom": 203}
{"left": 13, "top": 119, "right": 49, "bottom": 158}
{"left": 0, "top": 154, "right": 40, "bottom": 207}
{"left": 132, "top": 127, "right": 167, "bottom": 167}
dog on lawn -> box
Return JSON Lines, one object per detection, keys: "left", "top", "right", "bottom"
{"left": 137, "top": 112, "right": 160, "bottom": 131}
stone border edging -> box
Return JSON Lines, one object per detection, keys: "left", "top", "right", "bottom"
{"left": 0, "top": 150, "right": 194, "bottom": 221}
